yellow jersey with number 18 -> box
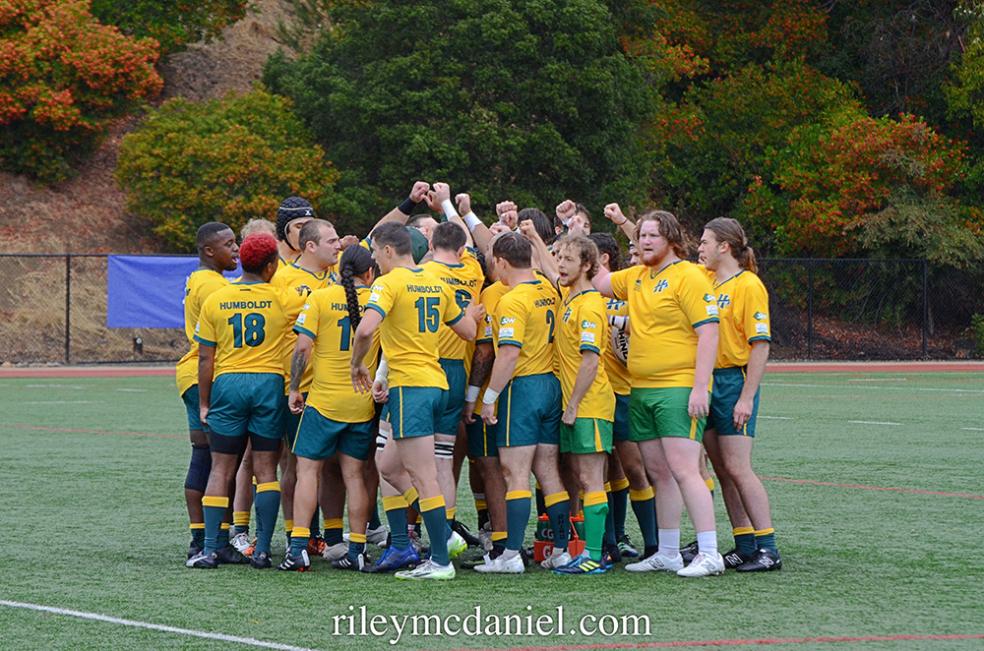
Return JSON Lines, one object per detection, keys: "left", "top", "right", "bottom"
{"left": 713, "top": 270, "right": 771, "bottom": 369}
{"left": 492, "top": 279, "right": 557, "bottom": 378}
{"left": 556, "top": 289, "right": 615, "bottom": 420}
{"left": 176, "top": 269, "right": 228, "bottom": 396}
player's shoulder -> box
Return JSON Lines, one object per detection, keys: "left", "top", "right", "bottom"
{"left": 736, "top": 269, "right": 767, "bottom": 292}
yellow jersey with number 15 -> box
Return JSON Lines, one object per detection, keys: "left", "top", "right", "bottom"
{"left": 176, "top": 269, "right": 228, "bottom": 396}
{"left": 556, "top": 289, "right": 615, "bottom": 420}
{"left": 493, "top": 279, "right": 557, "bottom": 378}
{"left": 713, "top": 270, "right": 771, "bottom": 369}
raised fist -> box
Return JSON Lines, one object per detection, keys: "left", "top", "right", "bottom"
{"left": 496, "top": 200, "right": 519, "bottom": 229}
{"left": 339, "top": 235, "right": 360, "bottom": 249}
{"left": 555, "top": 199, "right": 577, "bottom": 223}
{"left": 455, "top": 193, "right": 472, "bottom": 215}
{"left": 410, "top": 181, "right": 430, "bottom": 203}
{"left": 518, "top": 219, "right": 541, "bottom": 242}
{"left": 432, "top": 182, "right": 451, "bottom": 203}
{"left": 603, "top": 203, "right": 626, "bottom": 224}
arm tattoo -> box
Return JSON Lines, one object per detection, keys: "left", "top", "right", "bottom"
{"left": 468, "top": 352, "right": 494, "bottom": 387}
{"left": 289, "top": 348, "right": 309, "bottom": 393}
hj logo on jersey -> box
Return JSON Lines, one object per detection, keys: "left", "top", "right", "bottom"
{"left": 563, "top": 307, "right": 573, "bottom": 323}
{"left": 654, "top": 279, "right": 669, "bottom": 293}
{"left": 633, "top": 279, "right": 642, "bottom": 291}
{"left": 606, "top": 299, "right": 625, "bottom": 311}
{"left": 717, "top": 294, "right": 731, "bottom": 310}
{"left": 295, "top": 284, "right": 312, "bottom": 297}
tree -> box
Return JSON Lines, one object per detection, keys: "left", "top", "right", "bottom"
{"left": 116, "top": 90, "right": 338, "bottom": 251}
{"left": 0, "top": 0, "right": 162, "bottom": 182}
{"left": 263, "top": 0, "right": 658, "bottom": 232}
{"left": 90, "top": 0, "right": 250, "bottom": 55}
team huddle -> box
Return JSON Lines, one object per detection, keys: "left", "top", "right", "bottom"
{"left": 178, "top": 181, "right": 782, "bottom": 580}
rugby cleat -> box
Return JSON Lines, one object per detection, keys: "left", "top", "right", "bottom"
{"left": 473, "top": 552, "right": 524, "bottom": 574}
{"left": 395, "top": 559, "right": 456, "bottom": 580}
{"left": 603, "top": 544, "right": 622, "bottom": 565}
{"left": 214, "top": 545, "right": 250, "bottom": 565}
{"left": 736, "top": 548, "right": 782, "bottom": 572}
{"left": 277, "top": 550, "right": 311, "bottom": 572}
{"left": 366, "top": 544, "right": 420, "bottom": 573}
{"left": 332, "top": 551, "right": 370, "bottom": 572}
{"left": 677, "top": 552, "right": 725, "bottom": 578}
{"left": 447, "top": 530, "right": 467, "bottom": 559}
{"left": 307, "top": 537, "right": 328, "bottom": 558}
{"left": 230, "top": 532, "right": 251, "bottom": 555}
{"left": 723, "top": 548, "right": 754, "bottom": 569}
{"left": 250, "top": 551, "right": 273, "bottom": 569}
{"left": 540, "top": 548, "right": 572, "bottom": 570}
{"left": 366, "top": 525, "right": 389, "bottom": 546}
{"left": 625, "top": 550, "right": 684, "bottom": 573}
{"left": 617, "top": 535, "right": 639, "bottom": 558}
{"left": 451, "top": 520, "right": 482, "bottom": 548}
{"left": 243, "top": 540, "right": 256, "bottom": 558}
{"left": 553, "top": 553, "right": 609, "bottom": 575}
{"left": 680, "top": 540, "right": 699, "bottom": 564}
{"left": 187, "top": 542, "right": 203, "bottom": 560}
{"left": 185, "top": 551, "right": 218, "bottom": 569}
{"left": 321, "top": 542, "right": 348, "bottom": 562}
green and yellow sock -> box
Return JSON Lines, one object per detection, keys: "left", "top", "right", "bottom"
{"left": 217, "top": 522, "right": 231, "bottom": 549}
{"left": 323, "top": 518, "right": 344, "bottom": 546}
{"left": 583, "top": 490, "right": 609, "bottom": 562}
{"left": 630, "top": 486, "right": 658, "bottom": 553}
{"left": 474, "top": 493, "right": 489, "bottom": 530}
{"left": 189, "top": 522, "right": 205, "bottom": 548}
{"left": 254, "top": 481, "right": 281, "bottom": 556}
{"left": 544, "top": 491, "right": 570, "bottom": 551}
{"left": 420, "top": 495, "right": 449, "bottom": 565}
{"left": 283, "top": 519, "right": 294, "bottom": 542}
{"left": 368, "top": 500, "right": 381, "bottom": 531}
{"left": 232, "top": 510, "right": 250, "bottom": 536}
{"left": 603, "top": 483, "right": 617, "bottom": 548}
{"left": 611, "top": 477, "right": 629, "bottom": 540}
{"left": 705, "top": 476, "right": 715, "bottom": 499}
{"left": 383, "top": 495, "right": 410, "bottom": 551}
{"left": 755, "top": 527, "right": 777, "bottom": 552}
{"left": 348, "top": 532, "right": 367, "bottom": 559}
{"left": 201, "top": 495, "right": 228, "bottom": 555}
{"left": 310, "top": 507, "right": 321, "bottom": 539}
{"left": 733, "top": 526, "right": 757, "bottom": 556}
{"left": 290, "top": 526, "right": 310, "bottom": 557}
{"left": 505, "top": 490, "right": 532, "bottom": 552}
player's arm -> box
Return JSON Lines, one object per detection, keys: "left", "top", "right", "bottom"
{"left": 604, "top": 203, "right": 636, "bottom": 241}
{"left": 351, "top": 309, "right": 383, "bottom": 393}
{"left": 463, "top": 341, "right": 494, "bottom": 423}
{"left": 592, "top": 265, "right": 616, "bottom": 298}
{"left": 480, "top": 344, "right": 520, "bottom": 425}
{"left": 562, "top": 349, "right": 600, "bottom": 426}
{"left": 734, "top": 341, "right": 768, "bottom": 429}
{"left": 197, "top": 343, "right": 215, "bottom": 425}
{"left": 370, "top": 181, "right": 430, "bottom": 231}
{"left": 690, "top": 322, "right": 719, "bottom": 419}
{"left": 518, "top": 219, "right": 559, "bottom": 286}
{"left": 288, "top": 333, "right": 313, "bottom": 414}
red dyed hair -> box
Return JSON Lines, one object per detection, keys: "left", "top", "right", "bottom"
{"left": 239, "top": 233, "right": 279, "bottom": 273}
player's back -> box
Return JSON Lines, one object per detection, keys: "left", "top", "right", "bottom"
{"left": 494, "top": 279, "right": 558, "bottom": 378}
{"left": 176, "top": 269, "right": 228, "bottom": 394}
{"left": 422, "top": 251, "right": 484, "bottom": 362}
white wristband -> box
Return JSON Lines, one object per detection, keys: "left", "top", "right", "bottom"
{"left": 374, "top": 357, "right": 389, "bottom": 384}
{"left": 482, "top": 388, "right": 500, "bottom": 405}
{"left": 465, "top": 385, "right": 481, "bottom": 403}
{"left": 463, "top": 211, "right": 482, "bottom": 232}
{"left": 441, "top": 199, "right": 459, "bottom": 220}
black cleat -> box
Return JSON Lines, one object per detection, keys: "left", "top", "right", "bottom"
{"left": 736, "top": 548, "right": 782, "bottom": 572}
{"left": 332, "top": 551, "right": 369, "bottom": 571}
{"left": 680, "top": 540, "right": 699, "bottom": 564}
{"left": 722, "top": 548, "right": 754, "bottom": 569}
{"left": 214, "top": 545, "right": 249, "bottom": 565}
{"left": 603, "top": 543, "right": 622, "bottom": 565}
{"left": 250, "top": 551, "right": 273, "bottom": 569}
{"left": 278, "top": 550, "right": 311, "bottom": 572}
{"left": 185, "top": 551, "right": 218, "bottom": 569}
{"left": 451, "top": 520, "right": 482, "bottom": 548}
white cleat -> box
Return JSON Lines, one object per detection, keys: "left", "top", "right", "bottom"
{"left": 321, "top": 542, "right": 348, "bottom": 561}
{"left": 395, "top": 559, "right": 456, "bottom": 580}
{"left": 677, "top": 552, "right": 725, "bottom": 578}
{"left": 366, "top": 525, "right": 389, "bottom": 546}
{"left": 230, "top": 532, "right": 250, "bottom": 554}
{"left": 540, "top": 549, "right": 572, "bottom": 570}
{"left": 625, "top": 550, "right": 685, "bottom": 573}
{"left": 447, "top": 531, "right": 467, "bottom": 559}
{"left": 473, "top": 553, "right": 525, "bottom": 574}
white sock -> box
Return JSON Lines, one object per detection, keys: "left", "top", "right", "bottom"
{"left": 501, "top": 548, "right": 519, "bottom": 560}
{"left": 657, "top": 529, "right": 680, "bottom": 555}
{"left": 696, "top": 530, "right": 718, "bottom": 556}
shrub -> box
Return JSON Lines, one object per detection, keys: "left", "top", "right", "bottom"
{"left": 90, "top": 0, "right": 250, "bottom": 55}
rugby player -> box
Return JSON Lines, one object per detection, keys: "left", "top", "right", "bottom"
{"left": 188, "top": 233, "right": 289, "bottom": 569}
{"left": 697, "top": 217, "right": 781, "bottom": 572}
{"left": 275, "top": 197, "right": 315, "bottom": 267}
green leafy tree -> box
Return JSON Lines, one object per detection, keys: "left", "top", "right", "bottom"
{"left": 116, "top": 90, "right": 338, "bottom": 251}
{"left": 263, "top": 0, "right": 657, "bottom": 232}
{"left": 90, "top": 0, "right": 250, "bottom": 55}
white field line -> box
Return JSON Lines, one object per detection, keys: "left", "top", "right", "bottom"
{"left": 24, "top": 384, "right": 83, "bottom": 389}
{"left": 22, "top": 400, "right": 98, "bottom": 405}
{"left": 763, "top": 382, "right": 984, "bottom": 394}
{"left": 116, "top": 388, "right": 148, "bottom": 393}
{"left": 961, "top": 427, "right": 984, "bottom": 432}
{"left": 847, "top": 420, "right": 901, "bottom": 426}
{"left": 0, "top": 600, "right": 318, "bottom": 651}
{"left": 846, "top": 377, "right": 908, "bottom": 382}
{"left": 759, "top": 416, "right": 794, "bottom": 420}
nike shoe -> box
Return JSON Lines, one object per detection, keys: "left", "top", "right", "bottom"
{"left": 625, "top": 550, "right": 684, "bottom": 573}
{"left": 677, "top": 551, "right": 725, "bottom": 577}
{"left": 736, "top": 548, "right": 782, "bottom": 572}
{"left": 366, "top": 525, "right": 389, "bottom": 546}
{"left": 332, "top": 551, "right": 369, "bottom": 571}
{"left": 307, "top": 537, "right": 328, "bottom": 558}
{"left": 553, "top": 553, "right": 609, "bottom": 575}
{"left": 187, "top": 542, "right": 203, "bottom": 560}
{"left": 367, "top": 545, "right": 420, "bottom": 573}
{"left": 230, "top": 532, "right": 251, "bottom": 555}
{"left": 250, "top": 551, "right": 272, "bottom": 569}
{"left": 680, "top": 540, "right": 699, "bottom": 564}
{"left": 473, "top": 553, "right": 524, "bottom": 574}
{"left": 723, "top": 548, "right": 754, "bottom": 569}
{"left": 321, "top": 542, "right": 348, "bottom": 562}
{"left": 395, "top": 559, "right": 456, "bottom": 580}
{"left": 185, "top": 551, "right": 218, "bottom": 569}
{"left": 540, "top": 548, "right": 572, "bottom": 570}
{"left": 617, "top": 535, "right": 639, "bottom": 558}
{"left": 277, "top": 550, "right": 311, "bottom": 572}
{"left": 447, "top": 531, "right": 467, "bottom": 560}
{"left": 214, "top": 546, "right": 249, "bottom": 565}
{"left": 451, "top": 520, "right": 482, "bottom": 548}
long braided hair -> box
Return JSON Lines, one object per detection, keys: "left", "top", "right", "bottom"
{"left": 339, "top": 245, "right": 377, "bottom": 330}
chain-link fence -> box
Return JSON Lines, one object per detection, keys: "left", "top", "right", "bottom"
{"left": 0, "top": 254, "right": 980, "bottom": 364}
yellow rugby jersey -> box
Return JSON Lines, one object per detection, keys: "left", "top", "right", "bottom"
{"left": 604, "top": 297, "right": 632, "bottom": 396}
{"left": 294, "top": 284, "right": 380, "bottom": 422}
{"left": 367, "top": 266, "right": 465, "bottom": 389}
{"left": 556, "top": 289, "right": 615, "bottom": 420}
{"left": 493, "top": 279, "right": 558, "bottom": 378}
{"left": 713, "top": 270, "right": 771, "bottom": 369}
{"left": 195, "top": 281, "right": 289, "bottom": 378}
{"left": 470, "top": 280, "right": 511, "bottom": 416}
{"left": 422, "top": 250, "right": 484, "bottom": 362}
{"left": 273, "top": 262, "right": 335, "bottom": 393}
{"left": 176, "top": 269, "right": 229, "bottom": 395}
{"left": 609, "top": 260, "right": 719, "bottom": 388}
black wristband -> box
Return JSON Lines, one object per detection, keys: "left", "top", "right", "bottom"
{"left": 399, "top": 197, "right": 419, "bottom": 215}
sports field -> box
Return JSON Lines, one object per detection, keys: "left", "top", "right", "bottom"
{"left": 2, "top": 368, "right": 983, "bottom": 650}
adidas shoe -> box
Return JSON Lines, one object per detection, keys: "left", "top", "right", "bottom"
{"left": 473, "top": 552, "right": 524, "bottom": 574}
{"left": 395, "top": 559, "right": 456, "bottom": 580}
{"left": 451, "top": 520, "right": 482, "bottom": 548}
{"left": 447, "top": 531, "right": 467, "bottom": 560}
{"left": 367, "top": 545, "right": 420, "bottom": 573}
{"left": 185, "top": 551, "right": 218, "bottom": 569}
{"left": 332, "top": 551, "right": 369, "bottom": 571}
{"left": 723, "top": 548, "right": 754, "bottom": 569}
{"left": 278, "top": 550, "right": 311, "bottom": 572}
{"left": 736, "top": 548, "right": 782, "bottom": 572}
{"left": 680, "top": 540, "right": 699, "bottom": 564}
{"left": 553, "top": 553, "right": 609, "bottom": 575}
{"left": 677, "top": 551, "right": 725, "bottom": 577}
{"left": 540, "top": 548, "right": 572, "bottom": 570}
{"left": 321, "top": 541, "right": 348, "bottom": 561}
{"left": 250, "top": 551, "right": 272, "bottom": 569}
{"left": 625, "top": 550, "right": 684, "bottom": 573}
{"left": 617, "top": 535, "right": 639, "bottom": 558}
{"left": 230, "top": 532, "right": 251, "bottom": 554}
{"left": 214, "top": 545, "right": 249, "bottom": 565}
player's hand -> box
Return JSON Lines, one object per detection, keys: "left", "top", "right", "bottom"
{"left": 352, "top": 364, "right": 372, "bottom": 393}
{"left": 372, "top": 378, "right": 389, "bottom": 403}
{"left": 561, "top": 403, "right": 578, "bottom": 426}
{"left": 489, "top": 221, "right": 511, "bottom": 236}
{"left": 480, "top": 401, "right": 498, "bottom": 426}
{"left": 410, "top": 181, "right": 430, "bottom": 203}
{"left": 465, "top": 301, "right": 486, "bottom": 324}
{"left": 463, "top": 402, "right": 476, "bottom": 424}
{"left": 518, "top": 219, "right": 541, "bottom": 243}
{"left": 496, "top": 200, "right": 518, "bottom": 229}
{"left": 604, "top": 203, "right": 626, "bottom": 224}
{"left": 288, "top": 390, "right": 305, "bottom": 415}
{"left": 432, "top": 182, "right": 451, "bottom": 203}
{"left": 339, "top": 235, "right": 360, "bottom": 249}
{"left": 455, "top": 193, "right": 472, "bottom": 215}
{"left": 199, "top": 406, "right": 209, "bottom": 425}
{"left": 733, "top": 397, "right": 754, "bottom": 431}
{"left": 688, "top": 388, "right": 709, "bottom": 419}
{"left": 556, "top": 199, "right": 577, "bottom": 224}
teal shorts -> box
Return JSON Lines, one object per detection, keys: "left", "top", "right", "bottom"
{"left": 613, "top": 393, "right": 631, "bottom": 442}
{"left": 436, "top": 358, "right": 466, "bottom": 435}
{"left": 709, "top": 367, "right": 759, "bottom": 437}
{"left": 466, "top": 416, "right": 498, "bottom": 458}
{"left": 496, "top": 373, "right": 561, "bottom": 448}
{"left": 293, "top": 406, "right": 373, "bottom": 460}
{"left": 629, "top": 387, "right": 707, "bottom": 443}
{"left": 282, "top": 392, "right": 307, "bottom": 447}
{"left": 181, "top": 385, "right": 202, "bottom": 432}
{"left": 206, "top": 373, "right": 286, "bottom": 441}
{"left": 386, "top": 386, "right": 448, "bottom": 439}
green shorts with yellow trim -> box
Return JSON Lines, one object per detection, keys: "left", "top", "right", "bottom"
{"left": 181, "top": 385, "right": 202, "bottom": 432}
{"left": 436, "top": 358, "right": 466, "bottom": 435}
{"left": 560, "top": 417, "right": 613, "bottom": 454}
{"left": 708, "top": 366, "right": 759, "bottom": 437}
{"left": 282, "top": 392, "right": 307, "bottom": 447}
{"left": 629, "top": 387, "right": 707, "bottom": 443}
{"left": 293, "top": 405, "right": 373, "bottom": 460}
{"left": 466, "top": 416, "right": 498, "bottom": 458}
{"left": 495, "top": 373, "right": 561, "bottom": 448}
{"left": 206, "top": 372, "right": 286, "bottom": 440}
{"left": 386, "top": 386, "right": 448, "bottom": 439}
{"left": 613, "top": 393, "right": 631, "bottom": 442}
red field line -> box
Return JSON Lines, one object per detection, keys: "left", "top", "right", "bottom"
{"left": 769, "top": 361, "right": 984, "bottom": 373}
{"left": 470, "top": 633, "right": 984, "bottom": 651}
{"left": 762, "top": 475, "right": 984, "bottom": 500}
{"left": 11, "top": 424, "right": 183, "bottom": 441}
{"left": 0, "top": 366, "right": 173, "bottom": 378}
